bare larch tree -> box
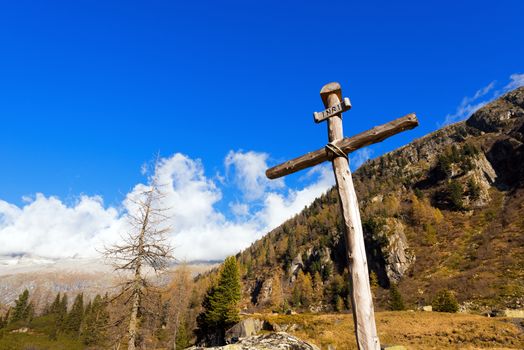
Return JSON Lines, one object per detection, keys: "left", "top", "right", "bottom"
{"left": 104, "top": 164, "right": 173, "bottom": 350}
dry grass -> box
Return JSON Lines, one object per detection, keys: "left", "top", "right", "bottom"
{"left": 258, "top": 311, "right": 524, "bottom": 349}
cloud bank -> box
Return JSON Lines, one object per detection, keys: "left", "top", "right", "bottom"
{"left": 0, "top": 151, "right": 334, "bottom": 262}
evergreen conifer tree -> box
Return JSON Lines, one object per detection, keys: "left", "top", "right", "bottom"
{"left": 81, "top": 294, "right": 109, "bottom": 346}
{"left": 10, "top": 289, "right": 31, "bottom": 324}
{"left": 48, "top": 292, "right": 61, "bottom": 315}
{"left": 0, "top": 308, "right": 9, "bottom": 329}
{"left": 389, "top": 284, "right": 405, "bottom": 311}
{"left": 196, "top": 256, "right": 241, "bottom": 344}
{"left": 285, "top": 235, "right": 297, "bottom": 268}
{"left": 46, "top": 292, "right": 62, "bottom": 340}
{"left": 57, "top": 293, "right": 68, "bottom": 330}
{"left": 64, "top": 293, "right": 84, "bottom": 336}
{"left": 84, "top": 300, "right": 92, "bottom": 320}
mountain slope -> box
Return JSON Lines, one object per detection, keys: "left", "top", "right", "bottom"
{"left": 234, "top": 87, "right": 524, "bottom": 312}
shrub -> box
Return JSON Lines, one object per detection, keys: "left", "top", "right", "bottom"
{"left": 467, "top": 178, "right": 481, "bottom": 201}
{"left": 447, "top": 180, "right": 464, "bottom": 210}
{"left": 432, "top": 289, "right": 459, "bottom": 313}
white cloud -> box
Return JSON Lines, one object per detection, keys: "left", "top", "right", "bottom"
{"left": 0, "top": 152, "right": 335, "bottom": 262}
{"left": 158, "top": 153, "right": 333, "bottom": 261}
{"left": 350, "top": 148, "right": 374, "bottom": 171}
{"left": 256, "top": 165, "right": 334, "bottom": 229}
{"left": 224, "top": 150, "right": 284, "bottom": 201}
{"left": 0, "top": 194, "right": 122, "bottom": 259}
{"left": 442, "top": 81, "right": 495, "bottom": 126}
{"left": 442, "top": 73, "right": 524, "bottom": 126}
{"left": 504, "top": 73, "right": 524, "bottom": 91}
{"left": 229, "top": 202, "right": 249, "bottom": 217}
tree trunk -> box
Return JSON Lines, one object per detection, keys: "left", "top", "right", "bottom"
{"left": 128, "top": 273, "right": 141, "bottom": 350}
{"left": 128, "top": 204, "right": 149, "bottom": 350}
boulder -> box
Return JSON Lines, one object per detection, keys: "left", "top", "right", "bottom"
{"left": 11, "top": 327, "right": 29, "bottom": 333}
{"left": 225, "top": 318, "right": 264, "bottom": 344}
{"left": 186, "top": 332, "right": 320, "bottom": 350}
{"left": 501, "top": 308, "right": 524, "bottom": 318}
{"left": 269, "top": 322, "right": 299, "bottom": 332}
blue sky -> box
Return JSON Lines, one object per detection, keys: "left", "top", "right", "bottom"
{"left": 0, "top": 1, "right": 523, "bottom": 260}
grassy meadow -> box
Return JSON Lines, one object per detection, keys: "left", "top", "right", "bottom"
{"left": 259, "top": 311, "right": 524, "bottom": 350}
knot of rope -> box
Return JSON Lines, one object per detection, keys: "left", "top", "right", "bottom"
{"left": 325, "top": 142, "right": 347, "bottom": 159}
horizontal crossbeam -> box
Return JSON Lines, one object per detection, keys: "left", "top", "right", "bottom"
{"left": 265, "top": 113, "right": 418, "bottom": 179}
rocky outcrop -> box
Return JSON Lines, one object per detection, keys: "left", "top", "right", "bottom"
{"left": 254, "top": 278, "right": 273, "bottom": 306}
{"left": 467, "top": 87, "right": 524, "bottom": 136}
{"left": 468, "top": 88, "right": 524, "bottom": 189}
{"left": 187, "top": 332, "right": 320, "bottom": 350}
{"left": 365, "top": 218, "right": 415, "bottom": 285}
{"left": 381, "top": 219, "right": 415, "bottom": 283}
{"left": 288, "top": 254, "right": 304, "bottom": 281}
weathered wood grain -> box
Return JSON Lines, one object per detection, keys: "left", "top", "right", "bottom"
{"left": 324, "top": 86, "right": 381, "bottom": 350}
{"left": 265, "top": 113, "right": 418, "bottom": 179}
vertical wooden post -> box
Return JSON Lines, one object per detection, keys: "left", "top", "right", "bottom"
{"left": 321, "top": 83, "right": 380, "bottom": 350}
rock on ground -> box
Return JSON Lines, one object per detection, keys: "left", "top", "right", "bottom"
{"left": 225, "top": 318, "right": 264, "bottom": 343}
{"left": 186, "top": 332, "right": 320, "bottom": 350}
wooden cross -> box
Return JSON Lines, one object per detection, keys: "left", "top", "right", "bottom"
{"left": 266, "top": 82, "right": 418, "bottom": 350}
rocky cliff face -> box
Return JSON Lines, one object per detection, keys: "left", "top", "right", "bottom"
{"left": 236, "top": 87, "right": 524, "bottom": 312}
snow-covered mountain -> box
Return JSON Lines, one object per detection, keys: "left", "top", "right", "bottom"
{"left": 0, "top": 254, "right": 217, "bottom": 309}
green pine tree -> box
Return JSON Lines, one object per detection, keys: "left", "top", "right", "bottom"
{"left": 447, "top": 180, "right": 464, "bottom": 210}
{"left": 0, "top": 308, "right": 9, "bottom": 329}
{"left": 285, "top": 235, "right": 297, "bottom": 270}
{"left": 57, "top": 293, "right": 68, "bottom": 331}
{"left": 64, "top": 293, "right": 84, "bottom": 336}
{"left": 10, "top": 289, "right": 31, "bottom": 325}
{"left": 48, "top": 292, "right": 61, "bottom": 315}
{"left": 81, "top": 294, "right": 109, "bottom": 346}
{"left": 197, "top": 256, "right": 242, "bottom": 343}
{"left": 389, "top": 284, "right": 405, "bottom": 311}
{"left": 46, "top": 292, "right": 62, "bottom": 340}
